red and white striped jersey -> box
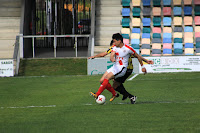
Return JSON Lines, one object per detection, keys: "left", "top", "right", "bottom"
{"left": 112, "top": 44, "right": 136, "bottom": 67}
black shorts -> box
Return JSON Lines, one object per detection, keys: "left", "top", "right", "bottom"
{"left": 115, "top": 69, "right": 133, "bottom": 83}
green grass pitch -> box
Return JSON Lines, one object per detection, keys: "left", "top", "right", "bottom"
{"left": 0, "top": 72, "right": 200, "bottom": 133}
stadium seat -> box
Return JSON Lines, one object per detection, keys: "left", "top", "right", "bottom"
{"left": 141, "top": 49, "right": 150, "bottom": 56}
{"left": 163, "top": 7, "right": 171, "bottom": 16}
{"left": 152, "top": 43, "right": 161, "bottom": 49}
{"left": 153, "top": 0, "right": 161, "bottom": 6}
{"left": 142, "top": 18, "right": 151, "bottom": 26}
{"left": 153, "top": 33, "right": 161, "bottom": 38}
{"left": 143, "top": 27, "right": 151, "bottom": 33}
{"left": 131, "top": 33, "right": 140, "bottom": 39}
{"left": 174, "top": 38, "right": 183, "bottom": 43}
{"left": 163, "top": 33, "right": 172, "bottom": 38}
{"left": 143, "top": 7, "right": 151, "bottom": 16}
{"left": 184, "top": 0, "right": 192, "bottom": 5}
{"left": 163, "top": 0, "right": 171, "bottom": 6}
{"left": 185, "top": 43, "right": 194, "bottom": 48}
{"left": 173, "top": 7, "right": 182, "bottom": 16}
{"left": 194, "top": 0, "right": 200, "bottom": 5}
{"left": 122, "top": 18, "right": 130, "bottom": 27}
{"left": 123, "top": 38, "right": 129, "bottom": 45}
{"left": 174, "top": 49, "right": 183, "bottom": 55}
{"left": 174, "top": 43, "right": 183, "bottom": 49}
{"left": 184, "top": 16, "right": 193, "bottom": 25}
{"left": 195, "top": 6, "right": 200, "bottom": 16}
{"left": 132, "top": 18, "right": 141, "bottom": 26}
{"left": 184, "top": 38, "right": 194, "bottom": 43}
{"left": 122, "top": 0, "right": 130, "bottom": 7}
{"left": 174, "top": 27, "right": 182, "bottom": 32}
{"left": 163, "top": 27, "right": 172, "bottom": 33}
{"left": 184, "top": 32, "right": 193, "bottom": 38}
{"left": 163, "top": 49, "right": 172, "bottom": 55}
{"left": 142, "top": 33, "right": 150, "bottom": 38}
{"left": 153, "top": 27, "right": 161, "bottom": 33}
{"left": 142, "top": 0, "right": 151, "bottom": 6}
{"left": 184, "top": 26, "right": 193, "bottom": 32}
{"left": 132, "top": 0, "right": 141, "bottom": 6}
{"left": 132, "top": 28, "right": 140, "bottom": 33}
{"left": 121, "top": 34, "right": 129, "bottom": 39}
{"left": 184, "top": 6, "right": 192, "bottom": 15}
{"left": 131, "top": 39, "right": 140, "bottom": 44}
{"left": 153, "top": 17, "right": 161, "bottom": 26}
{"left": 174, "top": 33, "right": 182, "bottom": 38}
{"left": 121, "top": 28, "right": 130, "bottom": 34}
{"left": 196, "top": 48, "right": 200, "bottom": 55}
{"left": 141, "top": 44, "right": 151, "bottom": 49}
{"left": 174, "top": 17, "right": 182, "bottom": 26}
{"left": 132, "top": 7, "right": 141, "bottom": 17}
{"left": 131, "top": 44, "right": 140, "bottom": 49}
{"left": 163, "top": 43, "right": 172, "bottom": 49}
{"left": 152, "top": 38, "right": 162, "bottom": 43}
{"left": 141, "top": 38, "right": 150, "bottom": 44}
{"left": 153, "top": 7, "right": 161, "bottom": 16}
{"left": 134, "top": 48, "right": 140, "bottom": 54}
{"left": 163, "top": 38, "right": 172, "bottom": 43}
{"left": 195, "top": 32, "right": 200, "bottom": 38}
{"left": 185, "top": 48, "right": 194, "bottom": 55}
{"left": 174, "top": 0, "right": 182, "bottom": 5}
{"left": 196, "top": 42, "right": 200, "bottom": 48}
{"left": 195, "top": 16, "right": 200, "bottom": 25}
{"left": 122, "top": 8, "right": 130, "bottom": 16}
{"left": 163, "top": 17, "right": 172, "bottom": 26}
{"left": 152, "top": 49, "right": 162, "bottom": 56}
{"left": 195, "top": 26, "right": 200, "bottom": 32}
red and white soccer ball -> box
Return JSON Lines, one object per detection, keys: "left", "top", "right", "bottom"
{"left": 96, "top": 95, "right": 106, "bottom": 105}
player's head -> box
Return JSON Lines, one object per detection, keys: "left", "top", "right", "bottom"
{"left": 110, "top": 40, "right": 114, "bottom": 46}
{"left": 112, "top": 33, "right": 123, "bottom": 47}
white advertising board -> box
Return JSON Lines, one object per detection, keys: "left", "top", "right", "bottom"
{"left": 0, "top": 60, "right": 14, "bottom": 77}
{"left": 140, "top": 56, "right": 200, "bottom": 73}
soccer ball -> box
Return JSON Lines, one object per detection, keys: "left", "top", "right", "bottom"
{"left": 96, "top": 95, "right": 106, "bottom": 105}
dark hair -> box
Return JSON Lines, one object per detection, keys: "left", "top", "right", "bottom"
{"left": 112, "top": 33, "right": 123, "bottom": 43}
{"left": 110, "top": 40, "right": 113, "bottom": 46}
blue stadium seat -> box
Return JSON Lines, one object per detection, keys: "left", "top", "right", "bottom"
{"left": 153, "top": 0, "right": 161, "bottom": 6}
{"left": 121, "top": 34, "right": 129, "bottom": 39}
{"left": 152, "top": 49, "right": 161, "bottom": 54}
{"left": 122, "top": 18, "right": 130, "bottom": 27}
{"left": 184, "top": 26, "right": 193, "bottom": 32}
{"left": 184, "top": 6, "right": 192, "bottom": 16}
{"left": 152, "top": 38, "right": 162, "bottom": 43}
{"left": 196, "top": 42, "right": 200, "bottom": 48}
{"left": 143, "top": 7, "right": 151, "bottom": 16}
{"left": 196, "top": 37, "right": 200, "bottom": 42}
{"left": 153, "top": 33, "right": 161, "bottom": 38}
{"left": 194, "top": 6, "right": 200, "bottom": 16}
{"left": 132, "top": 7, "right": 141, "bottom": 17}
{"left": 163, "top": 49, "right": 172, "bottom": 54}
{"left": 153, "top": 17, "right": 161, "bottom": 26}
{"left": 185, "top": 43, "right": 194, "bottom": 48}
{"left": 196, "top": 48, "right": 200, "bottom": 54}
{"left": 142, "top": 0, "right": 151, "bottom": 6}
{"left": 163, "top": 33, "right": 172, "bottom": 38}
{"left": 174, "top": 49, "right": 183, "bottom": 55}
{"left": 174, "top": 27, "right": 183, "bottom": 32}
{"left": 131, "top": 39, "right": 140, "bottom": 44}
{"left": 163, "top": 0, "right": 171, "bottom": 6}
{"left": 174, "top": 7, "right": 182, "bottom": 16}
{"left": 174, "top": 43, "right": 183, "bottom": 49}
{"left": 132, "top": 28, "right": 140, "bottom": 33}
{"left": 142, "top": 18, "right": 151, "bottom": 26}
{"left": 142, "top": 33, "right": 151, "bottom": 38}
{"left": 163, "top": 17, "right": 171, "bottom": 26}
{"left": 122, "top": 8, "right": 130, "bottom": 16}
{"left": 163, "top": 38, "right": 172, "bottom": 43}
{"left": 122, "top": 0, "right": 130, "bottom": 7}
{"left": 134, "top": 48, "right": 140, "bottom": 54}
{"left": 131, "top": 44, "right": 140, "bottom": 49}
{"left": 141, "top": 44, "right": 151, "bottom": 49}
{"left": 143, "top": 27, "right": 151, "bottom": 33}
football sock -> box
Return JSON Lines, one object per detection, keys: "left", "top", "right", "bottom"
{"left": 96, "top": 79, "right": 109, "bottom": 96}
{"left": 106, "top": 83, "right": 117, "bottom": 96}
{"left": 116, "top": 84, "right": 130, "bottom": 97}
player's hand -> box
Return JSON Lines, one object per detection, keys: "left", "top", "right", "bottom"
{"left": 88, "top": 56, "right": 95, "bottom": 59}
{"left": 142, "top": 67, "right": 147, "bottom": 75}
{"left": 147, "top": 60, "right": 154, "bottom": 64}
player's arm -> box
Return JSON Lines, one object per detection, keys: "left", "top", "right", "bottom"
{"left": 88, "top": 52, "right": 108, "bottom": 59}
{"left": 133, "top": 52, "right": 147, "bottom": 74}
{"left": 140, "top": 56, "right": 154, "bottom": 64}
{"left": 110, "top": 51, "right": 116, "bottom": 62}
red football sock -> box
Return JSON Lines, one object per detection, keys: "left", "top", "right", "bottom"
{"left": 106, "top": 83, "right": 117, "bottom": 96}
{"left": 96, "top": 79, "right": 109, "bottom": 96}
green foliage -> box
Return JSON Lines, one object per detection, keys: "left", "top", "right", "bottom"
{"left": 0, "top": 72, "right": 200, "bottom": 132}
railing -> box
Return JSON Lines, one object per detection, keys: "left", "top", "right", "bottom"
{"left": 19, "top": 34, "right": 92, "bottom": 58}
{"left": 13, "top": 36, "right": 20, "bottom": 76}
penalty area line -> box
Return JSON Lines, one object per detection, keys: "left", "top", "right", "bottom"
{"left": 1, "top": 105, "right": 56, "bottom": 109}
{"left": 128, "top": 74, "right": 139, "bottom": 81}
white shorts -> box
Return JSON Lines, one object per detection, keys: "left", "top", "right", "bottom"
{"left": 106, "top": 65, "right": 127, "bottom": 79}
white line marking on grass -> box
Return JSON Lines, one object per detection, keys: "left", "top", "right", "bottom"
{"left": 128, "top": 74, "right": 139, "bottom": 81}
{"left": 1, "top": 105, "right": 56, "bottom": 109}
